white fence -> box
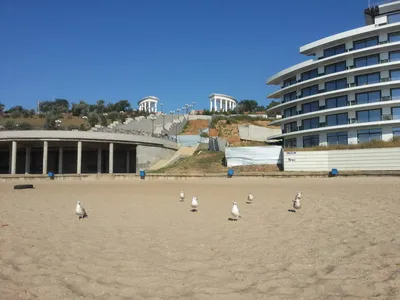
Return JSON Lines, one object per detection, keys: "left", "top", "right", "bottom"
{"left": 284, "top": 147, "right": 400, "bottom": 171}
{"left": 225, "top": 146, "right": 283, "bottom": 167}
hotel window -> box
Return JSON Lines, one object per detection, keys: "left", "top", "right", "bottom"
{"left": 355, "top": 91, "right": 381, "bottom": 104}
{"left": 283, "top": 91, "right": 297, "bottom": 103}
{"left": 327, "top": 132, "right": 348, "bottom": 146}
{"left": 284, "top": 122, "right": 298, "bottom": 133}
{"left": 357, "top": 129, "right": 382, "bottom": 143}
{"left": 353, "top": 36, "right": 378, "bottom": 50}
{"left": 301, "top": 85, "right": 319, "bottom": 97}
{"left": 393, "top": 127, "right": 400, "bottom": 137}
{"left": 355, "top": 72, "right": 380, "bottom": 86}
{"left": 302, "top": 101, "right": 319, "bottom": 114}
{"left": 325, "top": 61, "right": 346, "bottom": 75}
{"left": 354, "top": 54, "right": 379, "bottom": 68}
{"left": 326, "top": 113, "right": 348, "bottom": 126}
{"left": 356, "top": 109, "right": 381, "bottom": 123}
{"left": 284, "top": 138, "right": 297, "bottom": 148}
{"left": 303, "top": 135, "right": 320, "bottom": 148}
{"left": 326, "top": 95, "right": 348, "bottom": 109}
{"left": 302, "top": 117, "right": 319, "bottom": 130}
{"left": 392, "top": 107, "right": 400, "bottom": 120}
{"left": 388, "top": 13, "right": 400, "bottom": 24}
{"left": 389, "top": 50, "right": 400, "bottom": 61}
{"left": 323, "top": 44, "right": 346, "bottom": 58}
{"left": 390, "top": 69, "right": 400, "bottom": 80}
{"left": 391, "top": 88, "right": 400, "bottom": 100}
{"left": 301, "top": 69, "right": 318, "bottom": 81}
{"left": 284, "top": 106, "right": 297, "bottom": 118}
{"left": 388, "top": 31, "right": 400, "bottom": 43}
{"left": 283, "top": 76, "right": 296, "bottom": 87}
{"left": 325, "top": 78, "right": 347, "bottom": 92}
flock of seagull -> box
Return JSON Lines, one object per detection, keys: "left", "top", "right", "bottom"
{"left": 74, "top": 191, "right": 302, "bottom": 221}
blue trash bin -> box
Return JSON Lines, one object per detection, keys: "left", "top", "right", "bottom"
{"left": 329, "top": 168, "right": 338, "bottom": 177}
{"left": 48, "top": 172, "right": 55, "bottom": 180}
{"left": 227, "top": 168, "right": 234, "bottom": 178}
{"left": 140, "top": 170, "right": 145, "bottom": 179}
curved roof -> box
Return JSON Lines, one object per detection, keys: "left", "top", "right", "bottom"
{"left": 208, "top": 93, "right": 238, "bottom": 102}
{"left": 138, "top": 96, "right": 159, "bottom": 105}
{"left": 0, "top": 130, "right": 178, "bottom": 150}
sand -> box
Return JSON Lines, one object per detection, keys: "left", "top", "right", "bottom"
{"left": 0, "top": 177, "right": 399, "bottom": 300}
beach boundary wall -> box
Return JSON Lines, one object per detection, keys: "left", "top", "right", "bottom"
{"left": 284, "top": 147, "right": 400, "bottom": 171}
{"left": 238, "top": 124, "right": 281, "bottom": 142}
{"left": 225, "top": 146, "right": 283, "bottom": 167}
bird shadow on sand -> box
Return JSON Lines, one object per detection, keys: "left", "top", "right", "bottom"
{"left": 246, "top": 202, "right": 252, "bottom": 204}
{"left": 228, "top": 218, "right": 239, "bottom": 221}
{"left": 79, "top": 215, "right": 89, "bottom": 220}
{"left": 190, "top": 209, "right": 198, "bottom": 212}
{"left": 288, "top": 209, "right": 297, "bottom": 213}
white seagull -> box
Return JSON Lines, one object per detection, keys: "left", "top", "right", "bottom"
{"left": 191, "top": 196, "right": 199, "bottom": 211}
{"left": 247, "top": 193, "right": 254, "bottom": 203}
{"left": 230, "top": 201, "right": 242, "bottom": 221}
{"left": 293, "top": 198, "right": 301, "bottom": 211}
{"left": 295, "top": 192, "right": 302, "bottom": 200}
{"left": 180, "top": 191, "right": 185, "bottom": 202}
{"left": 75, "top": 201, "right": 88, "bottom": 220}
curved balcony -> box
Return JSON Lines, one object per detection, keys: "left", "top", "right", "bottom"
{"left": 267, "top": 78, "right": 400, "bottom": 112}
{"left": 268, "top": 57, "right": 400, "bottom": 99}
{"left": 267, "top": 31, "right": 400, "bottom": 87}
{"left": 269, "top": 97, "right": 400, "bottom": 125}
{"left": 267, "top": 114, "right": 400, "bottom": 141}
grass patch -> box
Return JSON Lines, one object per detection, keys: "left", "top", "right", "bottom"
{"left": 152, "top": 150, "right": 280, "bottom": 174}
{"left": 285, "top": 137, "right": 400, "bottom": 151}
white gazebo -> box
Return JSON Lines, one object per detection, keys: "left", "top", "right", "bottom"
{"left": 208, "top": 93, "right": 237, "bottom": 112}
{"left": 138, "top": 96, "right": 159, "bottom": 113}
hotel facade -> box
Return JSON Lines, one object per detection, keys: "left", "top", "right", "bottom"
{"left": 266, "top": 1, "right": 400, "bottom": 148}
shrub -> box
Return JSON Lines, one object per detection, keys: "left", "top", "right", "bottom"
{"left": 87, "top": 112, "right": 99, "bottom": 127}
{"left": 3, "top": 120, "right": 16, "bottom": 130}
{"left": 18, "top": 122, "right": 33, "bottom": 130}
{"left": 108, "top": 111, "right": 119, "bottom": 122}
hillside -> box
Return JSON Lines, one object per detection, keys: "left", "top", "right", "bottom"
{"left": 154, "top": 150, "right": 280, "bottom": 174}
{"left": 0, "top": 115, "right": 87, "bottom": 130}
{"left": 181, "top": 120, "right": 209, "bottom": 135}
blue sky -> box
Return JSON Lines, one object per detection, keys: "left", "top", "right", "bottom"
{"left": 0, "top": 0, "right": 369, "bottom": 112}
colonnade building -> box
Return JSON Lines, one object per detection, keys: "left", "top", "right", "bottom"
{"left": 209, "top": 93, "right": 238, "bottom": 112}
{"left": 138, "top": 96, "right": 159, "bottom": 113}
{"left": 266, "top": 0, "right": 400, "bottom": 148}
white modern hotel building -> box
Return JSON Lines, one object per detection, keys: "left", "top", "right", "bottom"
{"left": 266, "top": 0, "right": 400, "bottom": 148}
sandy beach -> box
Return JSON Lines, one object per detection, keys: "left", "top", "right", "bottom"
{"left": 0, "top": 177, "right": 399, "bottom": 300}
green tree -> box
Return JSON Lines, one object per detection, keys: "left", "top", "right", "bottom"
{"left": 108, "top": 111, "right": 119, "bottom": 122}
{"left": 100, "top": 115, "right": 108, "bottom": 127}
{"left": 71, "top": 100, "right": 89, "bottom": 117}
{"left": 44, "top": 114, "right": 58, "bottom": 130}
{"left": 0, "top": 102, "right": 5, "bottom": 114}
{"left": 10, "top": 111, "right": 22, "bottom": 118}
{"left": 239, "top": 100, "right": 258, "bottom": 113}
{"left": 266, "top": 100, "right": 279, "bottom": 110}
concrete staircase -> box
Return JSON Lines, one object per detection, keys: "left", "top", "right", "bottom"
{"left": 148, "top": 145, "right": 198, "bottom": 171}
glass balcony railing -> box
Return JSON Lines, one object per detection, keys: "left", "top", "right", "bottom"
{"left": 281, "top": 114, "right": 399, "bottom": 134}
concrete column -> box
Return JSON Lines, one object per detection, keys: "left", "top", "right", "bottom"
{"left": 109, "top": 143, "right": 114, "bottom": 174}
{"left": 210, "top": 100, "right": 213, "bottom": 111}
{"left": 77, "top": 141, "right": 82, "bottom": 174}
{"left": 97, "top": 148, "right": 102, "bottom": 174}
{"left": 214, "top": 99, "right": 217, "bottom": 111}
{"left": 224, "top": 100, "right": 228, "bottom": 112}
{"left": 126, "top": 150, "right": 130, "bottom": 173}
{"left": 58, "top": 147, "right": 63, "bottom": 174}
{"left": 11, "top": 141, "right": 17, "bottom": 175}
{"left": 42, "top": 141, "right": 48, "bottom": 175}
{"left": 25, "top": 147, "right": 31, "bottom": 174}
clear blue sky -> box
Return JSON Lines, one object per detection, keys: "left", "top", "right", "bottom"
{"left": 0, "top": 0, "right": 369, "bottom": 112}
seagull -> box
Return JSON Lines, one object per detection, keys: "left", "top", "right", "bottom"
{"left": 295, "top": 192, "right": 302, "bottom": 200}
{"left": 75, "top": 201, "right": 88, "bottom": 220}
{"left": 230, "top": 201, "right": 242, "bottom": 221}
{"left": 191, "top": 196, "right": 199, "bottom": 211}
{"left": 180, "top": 191, "right": 185, "bottom": 202}
{"left": 293, "top": 198, "right": 301, "bottom": 211}
{"left": 247, "top": 193, "right": 254, "bottom": 203}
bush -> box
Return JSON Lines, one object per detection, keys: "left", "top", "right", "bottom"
{"left": 67, "top": 125, "right": 79, "bottom": 130}
{"left": 108, "top": 111, "right": 119, "bottom": 121}
{"left": 17, "top": 121, "right": 33, "bottom": 130}
{"left": 3, "top": 120, "right": 16, "bottom": 130}
{"left": 100, "top": 115, "right": 108, "bottom": 127}
{"left": 79, "top": 124, "right": 86, "bottom": 131}
{"left": 87, "top": 112, "right": 99, "bottom": 127}
{"left": 10, "top": 111, "right": 21, "bottom": 119}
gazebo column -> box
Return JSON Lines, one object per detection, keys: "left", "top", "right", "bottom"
{"left": 77, "top": 141, "right": 82, "bottom": 174}
{"left": 25, "top": 147, "right": 31, "bottom": 174}
{"left": 58, "top": 147, "right": 63, "bottom": 174}
{"left": 97, "top": 148, "right": 102, "bottom": 173}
